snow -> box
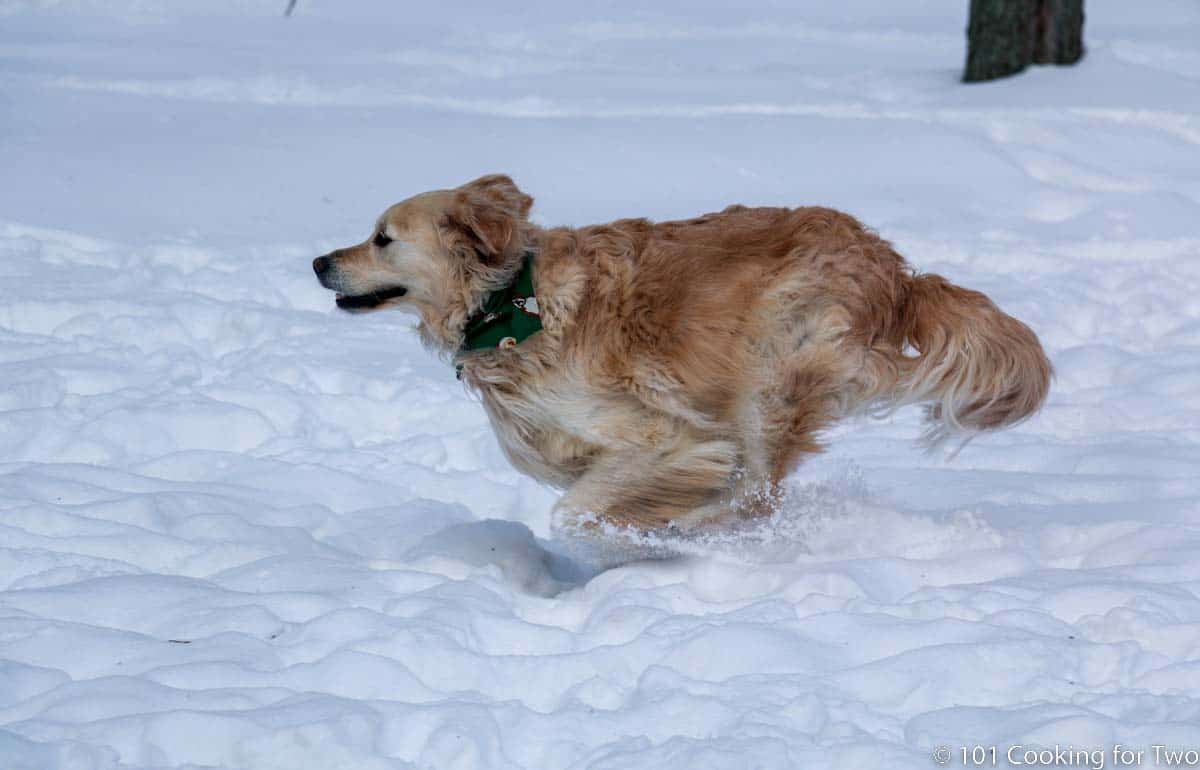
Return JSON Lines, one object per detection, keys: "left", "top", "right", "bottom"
{"left": 2, "top": 0, "right": 1200, "bottom": 767}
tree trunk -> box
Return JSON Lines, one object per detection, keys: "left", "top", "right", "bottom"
{"left": 1033, "top": 0, "right": 1085, "bottom": 65}
{"left": 964, "top": 0, "right": 1085, "bottom": 83}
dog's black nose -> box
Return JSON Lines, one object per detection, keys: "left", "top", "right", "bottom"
{"left": 313, "top": 256, "right": 331, "bottom": 276}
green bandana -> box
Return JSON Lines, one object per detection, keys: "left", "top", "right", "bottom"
{"left": 459, "top": 251, "right": 543, "bottom": 358}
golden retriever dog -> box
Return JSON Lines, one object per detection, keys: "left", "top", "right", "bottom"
{"left": 313, "top": 174, "right": 1050, "bottom": 533}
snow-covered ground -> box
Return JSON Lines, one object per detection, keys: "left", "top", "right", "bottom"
{"left": 2, "top": 1, "right": 1200, "bottom": 767}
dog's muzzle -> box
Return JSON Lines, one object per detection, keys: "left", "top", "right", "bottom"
{"left": 312, "top": 254, "right": 407, "bottom": 311}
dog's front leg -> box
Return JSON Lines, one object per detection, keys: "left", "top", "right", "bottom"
{"left": 551, "top": 437, "right": 739, "bottom": 533}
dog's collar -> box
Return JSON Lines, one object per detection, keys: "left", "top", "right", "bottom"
{"left": 459, "top": 250, "right": 542, "bottom": 357}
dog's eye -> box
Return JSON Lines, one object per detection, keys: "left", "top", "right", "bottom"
{"left": 373, "top": 231, "right": 392, "bottom": 248}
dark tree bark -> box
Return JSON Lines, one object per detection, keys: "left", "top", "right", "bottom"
{"left": 964, "top": 0, "right": 1084, "bottom": 83}
{"left": 1033, "top": 0, "right": 1085, "bottom": 65}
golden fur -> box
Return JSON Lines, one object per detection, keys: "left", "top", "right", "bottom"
{"left": 313, "top": 175, "right": 1051, "bottom": 532}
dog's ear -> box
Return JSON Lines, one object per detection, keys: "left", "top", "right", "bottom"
{"left": 446, "top": 175, "right": 533, "bottom": 264}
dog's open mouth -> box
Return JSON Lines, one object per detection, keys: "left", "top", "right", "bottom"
{"left": 335, "top": 286, "right": 408, "bottom": 311}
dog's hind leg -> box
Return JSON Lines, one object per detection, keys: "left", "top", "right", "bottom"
{"left": 551, "top": 437, "right": 740, "bottom": 534}
{"left": 760, "top": 343, "right": 850, "bottom": 488}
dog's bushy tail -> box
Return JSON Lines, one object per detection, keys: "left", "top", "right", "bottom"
{"left": 893, "top": 274, "right": 1051, "bottom": 445}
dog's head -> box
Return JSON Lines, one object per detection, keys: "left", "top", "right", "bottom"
{"left": 312, "top": 174, "right": 534, "bottom": 330}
